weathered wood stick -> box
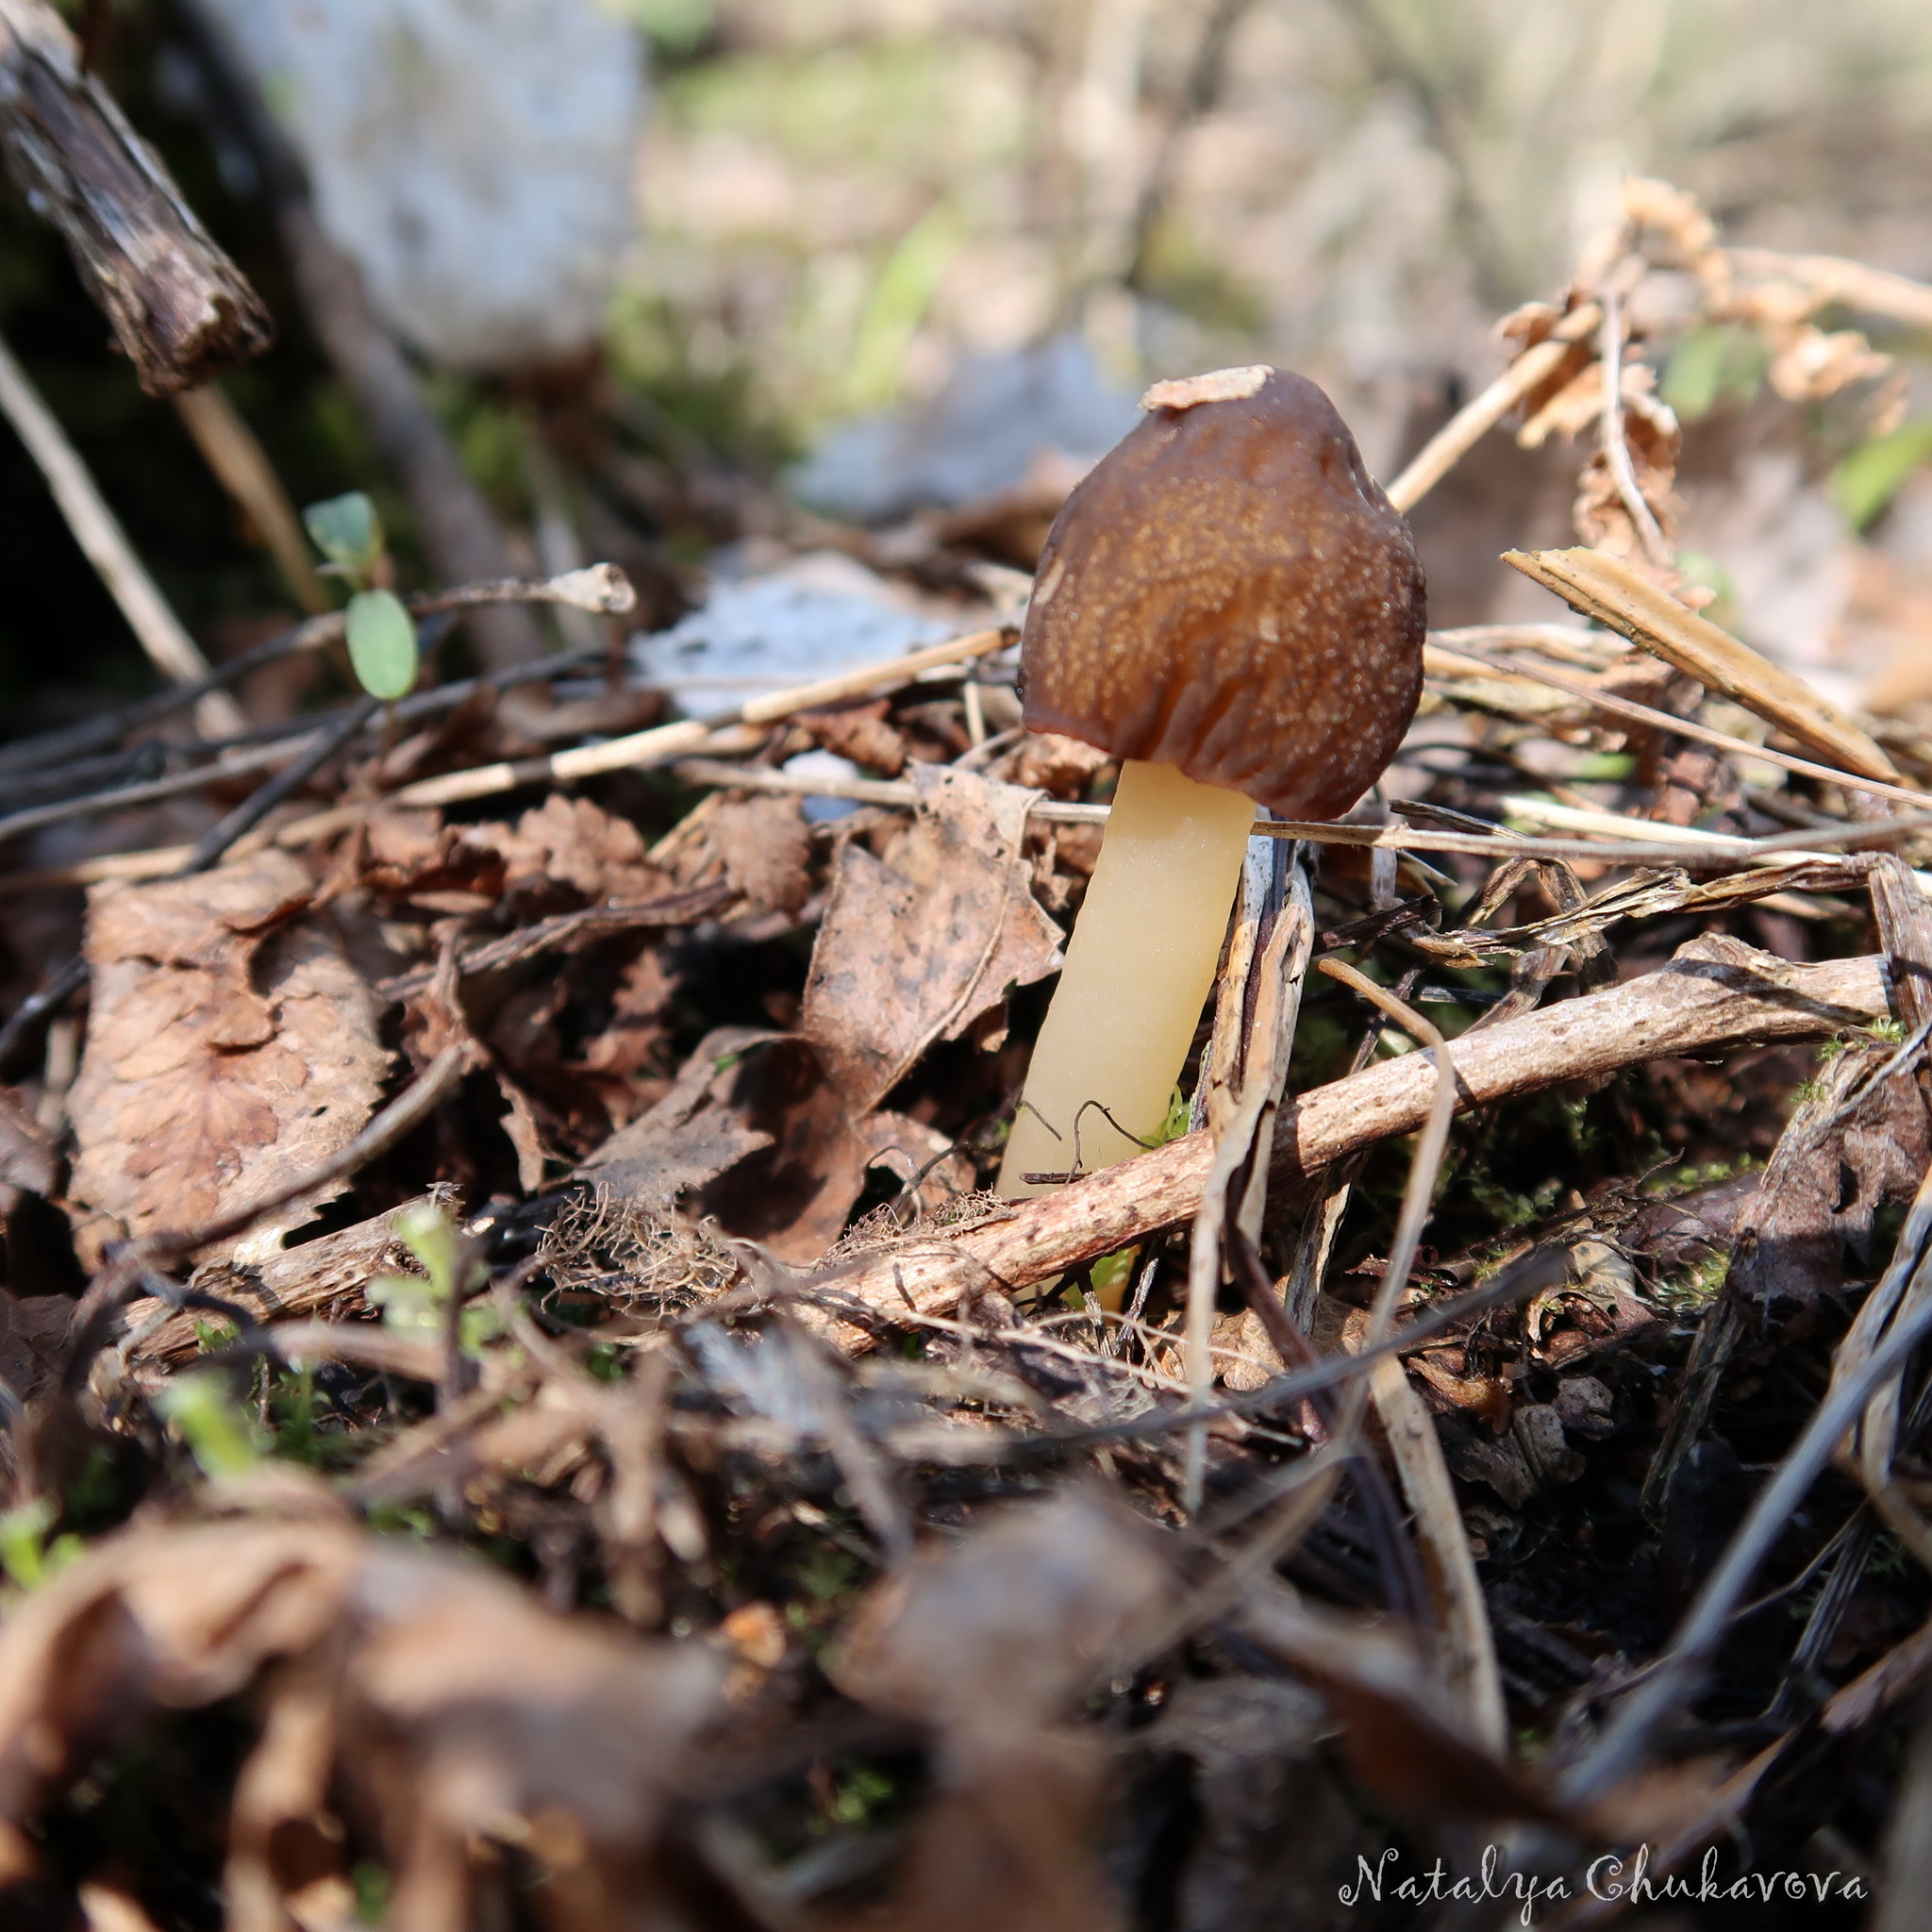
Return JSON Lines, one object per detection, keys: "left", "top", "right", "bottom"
{"left": 808, "top": 936, "right": 1890, "bottom": 1346}
{"left": 119, "top": 939, "right": 1890, "bottom": 1365}
{"left": 122, "top": 1196, "right": 432, "bottom": 1364}
{"left": 0, "top": 0, "right": 269, "bottom": 393}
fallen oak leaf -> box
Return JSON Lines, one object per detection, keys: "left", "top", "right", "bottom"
{"left": 709, "top": 791, "right": 813, "bottom": 915}
{"left": 475, "top": 792, "right": 672, "bottom": 915}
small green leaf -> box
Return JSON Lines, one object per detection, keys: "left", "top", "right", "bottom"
{"left": 156, "top": 1373, "right": 263, "bottom": 1480}
{"left": 1831, "top": 418, "right": 1932, "bottom": 532}
{"left": 303, "top": 491, "right": 385, "bottom": 582}
{"left": 375, "top": 1204, "right": 499, "bottom": 1356}
{"left": 0, "top": 1499, "right": 55, "bottom": 1589}
{"left": 345, "top": 590, "right": 418, "bottom": 699}
{"left": 1575, "top": 751, "right": 1637, "bottom": 781}
{"left": 396, "top": 1200, "right": 462, "bottom": 1298}
{"left": 1661, "top": 324, "right": 1767, "bottom": 422}
{"left": 367, "top": 1271, "right": 441, "bottom": 1336}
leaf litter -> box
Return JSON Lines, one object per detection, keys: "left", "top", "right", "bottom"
{"left": 10, "top": 178, "right": 1932, "bottom": 1925}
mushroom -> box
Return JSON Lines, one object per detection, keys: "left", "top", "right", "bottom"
{"left": 996, "top": 364, "right": 1426, "bottom": 1198}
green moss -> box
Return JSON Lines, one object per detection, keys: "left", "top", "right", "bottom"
{"left": 1654, "top": 1251, "right": 1729, "bottom": 1311}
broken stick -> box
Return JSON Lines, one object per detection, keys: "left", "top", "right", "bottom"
{"left": 808, "top": 935, "right": 1889, "bottom": 1346}
{"left": 0, "top": 0, "right": 270, "bottom": 393}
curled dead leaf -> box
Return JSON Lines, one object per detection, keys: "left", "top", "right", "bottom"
{"left": 477, "top": 794, "right": 672, "bottom": 915}
{"left": 0, "top": 1517, "right": 729, "bottom": 1929}
{"left": 577, "top": 1026, "right": 967, "bottom": 1263}
{"left": 803, "top": 763, "right": 1062, "bottom": 1114}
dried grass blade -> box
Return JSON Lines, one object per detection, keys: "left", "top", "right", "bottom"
{"left": 1504, "top": 545, "right": 1905, "bottom": 783}
{"left": 1180, "top": 853, "right": 1313, "bottom": 1511}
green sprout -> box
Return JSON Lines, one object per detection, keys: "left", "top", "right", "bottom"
{"left": 303, "top": 490, "right": 384, "bottom": 581}
{"left": 366, "top": 1202, "right": 502, "bottom": 1356}
{"left": 1831, "top": 418, "right": 1932, "bottom": 532}
{"left": 303, "top": 491, "right": 419, "bottom": 701}
{"left": 156, "top": 1372, "right": 265, "bottom": 1481}
{"left": 0, "top": 1498, "right": 83, "bottom": 1591}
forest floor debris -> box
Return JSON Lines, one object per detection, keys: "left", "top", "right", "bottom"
{"left": 8, "top": 178, "right": 1932, "bottom": 1928}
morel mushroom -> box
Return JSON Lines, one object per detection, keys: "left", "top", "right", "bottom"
{"left": 997, "top": 365, "right": 1425, "bottom": 1197}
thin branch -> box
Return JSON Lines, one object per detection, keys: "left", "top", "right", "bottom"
{"left": 1385, "top": 302, "right": 1602, "bottom": 514}
{"left": 1314, "top": 958, "right": 1458, "bottom": 1350}
{"left": 0, "top": 322, "right": 244, "bottom": 738}
{"left": 1561, "top": 1231, "right": 1932, "bottom": 1806}
{"left": 1432, "top": 636, "right": 1930, "bottom": 811}
{"left": 0, "top": 567, "right": 632, "bottom": 781}
{"left": 180, "top": 693, "right": 378, "bottom": 874}
{"left": 802, "top": 941, "right": 1890, "bottom": 1349}
{"left": 1598, "top": 288, "right": 1674, "bottom": 573}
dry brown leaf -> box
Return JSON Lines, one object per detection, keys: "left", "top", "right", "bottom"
{"left": 1767, "top": 324, "right": 1890, "bottom": 403}
{"left": 708, "top": 792, "right": 812, "bottom": 914}
{"left": 800, "top": 699, "right": 909, "bottom": 775}
{"left": 576, "top": 1026, "right": 782, "bottom": 1215}
{"left": 802, "top": 763, "right": 1062, "bottom": 1113}
{"left": 1234, "top": 1588, "right": 1575, "bottom": 1829}
{"left": 1120, "top": 1676, "right": 1379, "bottom": 1932}
{"left": 478, "top": 794, "right": 672, "bottom": 914}
{"left": 572, "top": 944, "right": 681, "bottom": 1125}
{"left": 649, "top": 789, "right": 817, "bottom": 920}
{"left": 67, "top": 853, "right": 390, "bottom": 1259}
{"left": 577, "top": 1026, "right": 934, "bottom": 1261}
{"left": 0, "top": 1514, "right": 727, "bottom": 1930}
{"left": 855, "top": 1730, "right": 1124, "bottom": 1932}
{"left": 359, "top": 808, "right": 507, "bottom": 909}
{"left": 0, "top": 1290, "right": 75, "bottom": 1407}
{"left": 995, "top": 730, "right": 1113, "bottom": 798}
{"left": 1728, "top": 1038, "right": 1930, "bottom": 1309}
{"left": 828, "top": 1491, "right": 1171, "bottom": 1932}
{"left": 0, "top": 1087, "right": 55, "bottom": 1197}
{"left": 830, "top": 1488, "right": 1172, "bottom": 1731}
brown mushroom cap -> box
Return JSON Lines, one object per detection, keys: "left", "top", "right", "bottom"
{"left": 1018, "top": 366, "right": 1426, "bottom": 818}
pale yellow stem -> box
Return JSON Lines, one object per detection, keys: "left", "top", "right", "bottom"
{"left": 997, "top": 758, "right": 1254, "bottom": 1196}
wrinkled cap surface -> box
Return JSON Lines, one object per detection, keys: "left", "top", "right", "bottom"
{"left": 1018, "top": 367, "right": 1426, "bottom": 818}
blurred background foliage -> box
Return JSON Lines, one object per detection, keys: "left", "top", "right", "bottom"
{"left": 7, "top": 0, "right": 1932, "bottom": 720}
{"left": 623, "top": 0, "right": 1932, "bottom": 470}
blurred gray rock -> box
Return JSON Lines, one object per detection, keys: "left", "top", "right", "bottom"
{"left": 792, "top": 332, "right": 1141, "bottom": 524}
